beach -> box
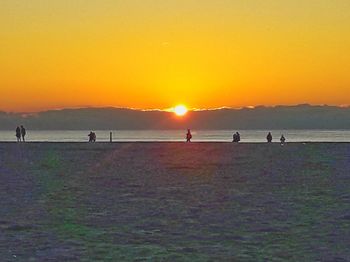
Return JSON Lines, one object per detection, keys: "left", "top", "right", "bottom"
{"left": 0, "top": 142, "right": 349, "bottom": 261}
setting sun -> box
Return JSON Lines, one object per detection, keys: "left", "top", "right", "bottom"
{"left": 174, "top": 105, "right": 188, "bottom": 116}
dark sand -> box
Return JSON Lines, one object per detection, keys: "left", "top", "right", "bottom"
{"left": 0, "top": 142, "right": 349, "bottom": 261}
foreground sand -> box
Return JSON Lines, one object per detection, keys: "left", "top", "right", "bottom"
{"left": 0, "top": 142, "right": 349, "bottom": 261}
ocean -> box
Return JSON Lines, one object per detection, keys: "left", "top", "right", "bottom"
{"left": 1, "top": 130, "right": 350, "bottom": 142}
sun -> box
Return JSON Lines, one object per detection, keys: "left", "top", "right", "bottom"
{"left": 174, "top": 105, "right": 188, "bottom": 116}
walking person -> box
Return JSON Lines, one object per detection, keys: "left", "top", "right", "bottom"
{"left": 88, "top": 131, "right": 97, "bottom": 142}
{"left": 186, "top": 129, "right": 192, "bottom": 142}
{"left": 20, "top": 125, "right": 26, "bottom": 142}
{"left": 15, "top": 126, "right": 21, "bottom": 142}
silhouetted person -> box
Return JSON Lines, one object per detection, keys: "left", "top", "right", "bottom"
{"left": 236, "top": 132, "right": 241, "bottom": 142}
{"left": 15, "top": 127, "right": 21, "bottom": 142}
{"left": 267, "top": 132, "right": 272, "bottom": 143}
{"left": 88, "top": 132, "right": 93, "bottom": 142}
{"left": 186, "top": 129, "right": 192, "bottom": 142}
{"left": 20, "top": 125, "right": 26, "bottom": 142}
{"left": 233, "top": 132, "right": 241, "bottom": 143}
{"left": 280, "top": 135, "right": 286, "bottom": 145}
{"left": 88, "top": 131, "right": 96, "bottom": 142}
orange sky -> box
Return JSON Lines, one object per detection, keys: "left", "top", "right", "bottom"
{"left": 1, "top": 0, "right": 350, "bottom": 112}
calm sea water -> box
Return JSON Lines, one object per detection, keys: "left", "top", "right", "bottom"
{"left": 1, "top": 130, "right": 350, "bottom": 142}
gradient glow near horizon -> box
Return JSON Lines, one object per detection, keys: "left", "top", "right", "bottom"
{"left": 1, "top": 0, "right": 350, "bottom": 112}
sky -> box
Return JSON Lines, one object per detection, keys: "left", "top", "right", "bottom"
{"left": 1, "top": 0, "right": 350, "bottom": 112}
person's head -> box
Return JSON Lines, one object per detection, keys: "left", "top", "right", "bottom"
{"left": 21, "top": 125, "right": 23, "bottom": 128}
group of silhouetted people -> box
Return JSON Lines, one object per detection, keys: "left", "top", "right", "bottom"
{"left": 185, "top": 129, "right": 286, "bottom": 144}
{"left": 13, "top": 126, "right": 287, "bottom": 144}
{"left": 267, "top": 132, "right": 286, "bottom": 145}
{"left": 88, "top": 131, "right": 96, "bottom": 142}
{"left": 15, "top": 126, "right": 26, "bottom": 142}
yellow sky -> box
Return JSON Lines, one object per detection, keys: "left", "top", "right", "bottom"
{"left": 1, "top": 0, "right": 350, "bottom": 112}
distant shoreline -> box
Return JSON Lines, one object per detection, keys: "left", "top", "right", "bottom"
{"left": 2, "top": 105, "right": 350, "bottom": 130}
{"left": 1, "top": 129, "right": 350, "bottom": 143}
{"left": 1, "top": 141, "right": 350, "bottom": 144}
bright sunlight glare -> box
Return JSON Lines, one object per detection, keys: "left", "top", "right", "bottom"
{"left": 174, "top": 105, "right": 188, "bottom": 116}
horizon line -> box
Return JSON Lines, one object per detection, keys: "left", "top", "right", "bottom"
{"left": 1, "top": 103, "right": 350, "bottom": 115}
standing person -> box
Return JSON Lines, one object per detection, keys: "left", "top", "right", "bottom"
{"left": 236, "top": 132, "right": 241, "bottom": 142}
{"left": 20, "top": 125, "right": 26, "bottom": 142}
{"left": 266, "top": 132, "right": 272, "bottom": 143}
{"left": 15, "top": 126, "right": 21, "bottom": 142}
{"left": 88, "top": 132, "right": 94, "bottom": 142}
{"left": 186, "top": 129, "right": 192, "bottom": 142}
{"left": 233, "top": 132, "right": 241, "bottom": 143}
{"left": 280, "top": 134, "right": 286, "bottom": 145}
{"left": 233, "top": 132, "right": 237, "bottom": 142}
